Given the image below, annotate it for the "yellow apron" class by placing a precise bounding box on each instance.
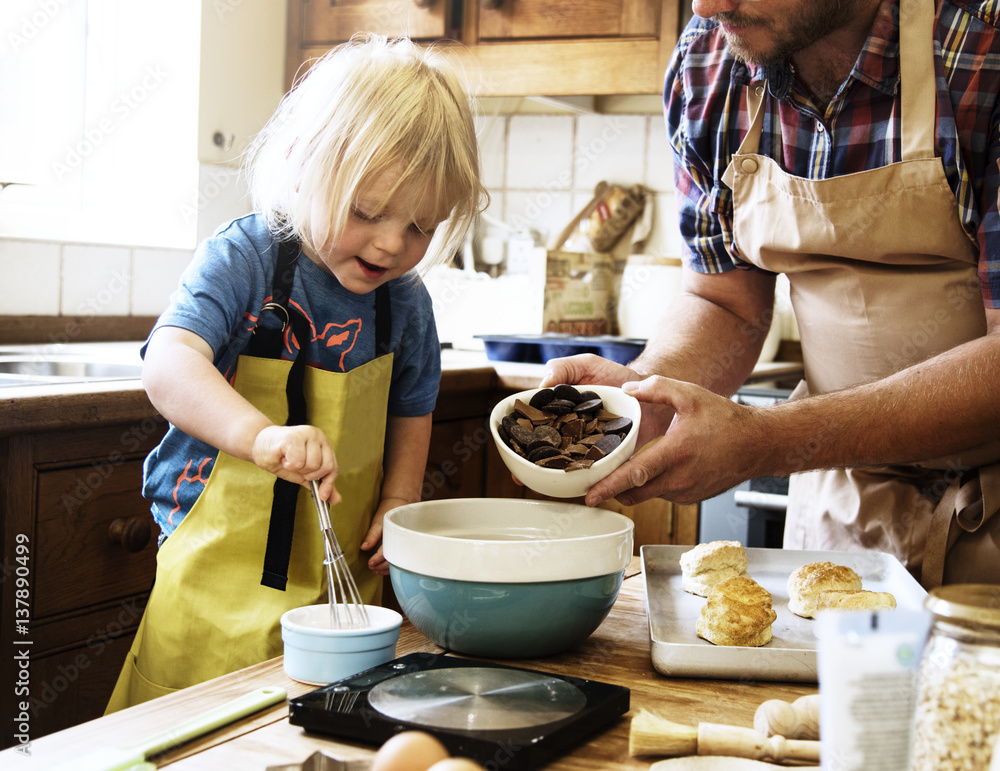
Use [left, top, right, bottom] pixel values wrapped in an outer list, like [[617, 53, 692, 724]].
[[722, 0, 1000, 588], [107, 247, 392, 711]]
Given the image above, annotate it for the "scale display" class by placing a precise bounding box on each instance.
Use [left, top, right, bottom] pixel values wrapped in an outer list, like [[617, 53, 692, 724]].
[[287, 653, 630, 770]]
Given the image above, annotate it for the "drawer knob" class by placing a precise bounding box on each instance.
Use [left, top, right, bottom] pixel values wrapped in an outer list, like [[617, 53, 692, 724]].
[[109, 516, 152, 553]]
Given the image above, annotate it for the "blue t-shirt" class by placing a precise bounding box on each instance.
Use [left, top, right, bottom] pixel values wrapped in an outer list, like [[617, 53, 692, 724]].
[[143, 213, 441, 536]]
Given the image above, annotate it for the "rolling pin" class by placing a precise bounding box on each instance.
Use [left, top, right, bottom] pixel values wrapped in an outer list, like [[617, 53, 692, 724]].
[[629, 710, 820, 764], [754, 694, 820, 740]]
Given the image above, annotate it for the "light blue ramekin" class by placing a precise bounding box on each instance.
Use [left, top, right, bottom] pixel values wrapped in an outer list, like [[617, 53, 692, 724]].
[[280, 604, 402, 685]]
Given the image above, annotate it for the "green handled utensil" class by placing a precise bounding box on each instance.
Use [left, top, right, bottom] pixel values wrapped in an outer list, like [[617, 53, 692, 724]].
[[62, 685, 287, 771]]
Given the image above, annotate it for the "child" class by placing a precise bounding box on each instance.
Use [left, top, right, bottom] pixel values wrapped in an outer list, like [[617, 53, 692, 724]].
[[107, 34, 486, 711]]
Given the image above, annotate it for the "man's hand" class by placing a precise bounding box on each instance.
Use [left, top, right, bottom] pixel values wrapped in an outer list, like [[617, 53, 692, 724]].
[[583, 375, 762, 508], [540, 353, 639, 391]]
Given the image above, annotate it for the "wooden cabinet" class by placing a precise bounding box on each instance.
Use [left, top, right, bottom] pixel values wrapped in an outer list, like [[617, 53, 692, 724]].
[[287, 0, 682, 96], [0, 419, 166, 748]]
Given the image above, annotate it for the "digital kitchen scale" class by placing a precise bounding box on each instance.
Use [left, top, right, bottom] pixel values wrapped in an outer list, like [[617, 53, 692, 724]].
[[287, 653, 630, 770]]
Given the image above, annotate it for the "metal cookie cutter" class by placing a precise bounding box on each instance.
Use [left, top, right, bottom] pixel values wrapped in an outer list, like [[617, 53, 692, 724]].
[[266, 752, 370, 771]]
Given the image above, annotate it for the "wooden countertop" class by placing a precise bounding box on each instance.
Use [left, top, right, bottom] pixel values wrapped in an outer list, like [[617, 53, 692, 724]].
[[3, 557, 817, 770], [0, 349, 804, 438]]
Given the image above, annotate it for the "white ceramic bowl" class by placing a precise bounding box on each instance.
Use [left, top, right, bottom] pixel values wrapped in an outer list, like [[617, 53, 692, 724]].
[[489, 384, 642, 499], [280, 604, 402, 686], [383, 498, 634, 657]]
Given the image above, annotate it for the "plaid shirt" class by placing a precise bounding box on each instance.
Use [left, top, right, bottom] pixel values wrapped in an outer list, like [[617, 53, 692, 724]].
[[665, 0, 1000, 307]]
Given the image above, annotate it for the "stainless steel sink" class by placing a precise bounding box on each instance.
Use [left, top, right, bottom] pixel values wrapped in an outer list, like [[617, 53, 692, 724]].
[[0, 342, 144, 387]]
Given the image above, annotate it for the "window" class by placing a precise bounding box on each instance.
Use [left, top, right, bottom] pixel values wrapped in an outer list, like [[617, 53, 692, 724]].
[[0, 1, 202, 248]]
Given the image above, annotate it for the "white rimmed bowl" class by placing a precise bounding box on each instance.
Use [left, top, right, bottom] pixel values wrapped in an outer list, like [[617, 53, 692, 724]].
[[280, 604, 402, 685], [489, 384, 642, 499], [382, 498, 634, 658]]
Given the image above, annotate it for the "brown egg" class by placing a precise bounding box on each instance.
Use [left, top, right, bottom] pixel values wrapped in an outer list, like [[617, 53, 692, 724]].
[[369, 731, 450, 771], [427, 759, 486, 771]]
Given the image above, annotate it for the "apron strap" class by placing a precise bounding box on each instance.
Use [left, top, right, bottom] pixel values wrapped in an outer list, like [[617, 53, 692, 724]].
[[260, 305, 312, 590], [922, 475, 977, 589], [722, 82, 768, 189], [899, 0, 937, 162], [246, 239, 299, 358], [374, 282, 392, 355], [258, 239, 307, 590], [921, 462, 1000, 588], [258, 245, 393, 591]]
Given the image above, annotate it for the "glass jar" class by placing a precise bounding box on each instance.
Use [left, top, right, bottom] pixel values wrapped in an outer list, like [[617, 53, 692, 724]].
[[909, 584, 1000, 770]]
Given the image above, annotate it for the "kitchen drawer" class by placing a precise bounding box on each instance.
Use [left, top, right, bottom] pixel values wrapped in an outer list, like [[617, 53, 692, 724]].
[[298, 0, 449, 44], [26, 630, 139, 741], [33, 462, 157, 620], [477, 0, 658, 41]]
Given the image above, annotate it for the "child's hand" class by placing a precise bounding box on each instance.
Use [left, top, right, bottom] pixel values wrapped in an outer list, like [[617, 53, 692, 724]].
[[362, 506, 389, 575], [251, 425, 341, 504], [362, 498, 413, 576]]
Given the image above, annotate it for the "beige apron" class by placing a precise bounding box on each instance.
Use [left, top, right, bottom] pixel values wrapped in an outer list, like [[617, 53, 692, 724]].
[[106, 281, 391, 711], [722, 0, 1000, 588]]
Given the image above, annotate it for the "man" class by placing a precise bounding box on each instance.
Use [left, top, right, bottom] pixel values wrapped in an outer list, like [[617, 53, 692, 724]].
[[543, 0, 1000, 588]]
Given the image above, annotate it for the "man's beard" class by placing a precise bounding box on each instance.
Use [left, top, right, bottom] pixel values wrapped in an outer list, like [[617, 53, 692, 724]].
[[716, 0, 857, 65]]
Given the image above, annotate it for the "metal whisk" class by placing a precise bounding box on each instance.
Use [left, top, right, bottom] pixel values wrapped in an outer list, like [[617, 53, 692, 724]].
[[310, 480, 369, 629]]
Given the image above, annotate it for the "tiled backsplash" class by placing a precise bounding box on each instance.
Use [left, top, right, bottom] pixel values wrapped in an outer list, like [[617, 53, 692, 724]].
[[480, 111, 681, 256], [0, 112, 681, 320]]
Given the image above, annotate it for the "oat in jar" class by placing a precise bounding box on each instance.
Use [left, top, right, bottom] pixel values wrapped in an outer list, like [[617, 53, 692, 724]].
[[909, 584, 1000, 770]]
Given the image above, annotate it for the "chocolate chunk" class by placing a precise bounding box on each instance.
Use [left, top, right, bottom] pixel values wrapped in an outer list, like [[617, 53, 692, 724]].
[[527, 425, 562, 450], [509, 423, 537, 447], [513, 399, 552, 423], [528, 388, 556, 409], [601, 417, 633, 434], [574, 398, 603, 414], [528, 445, 562, 462], [593, 433, 622, 455], [545, 399, 577, 416], [535, 454, 573, 469], [560, 418, 585, 442], [554, 384, 584, 403]]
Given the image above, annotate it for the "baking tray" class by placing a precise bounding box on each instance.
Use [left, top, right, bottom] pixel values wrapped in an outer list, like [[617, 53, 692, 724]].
[[641, 545, 928, 683], [475, 334, 646, 365]]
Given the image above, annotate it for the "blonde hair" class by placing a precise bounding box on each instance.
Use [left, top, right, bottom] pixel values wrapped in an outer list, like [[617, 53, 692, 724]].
[[243, 34, 487, 268]]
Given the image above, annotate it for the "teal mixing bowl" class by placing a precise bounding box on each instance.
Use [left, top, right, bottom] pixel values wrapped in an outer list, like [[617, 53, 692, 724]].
[[382, 498, 634, 658]]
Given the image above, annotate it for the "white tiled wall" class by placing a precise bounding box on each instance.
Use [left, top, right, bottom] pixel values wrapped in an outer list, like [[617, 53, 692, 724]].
[[477, 111, 681, 257], [0, 112, 681, 319], [0, 238, 192, 318]]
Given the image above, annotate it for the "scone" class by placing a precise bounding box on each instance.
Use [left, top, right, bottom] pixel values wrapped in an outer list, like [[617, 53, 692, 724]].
[[787, 561, 863, 618], [680, 540, 749, 597], [696, 575, 777, 647], [815, 589, 897, 613]]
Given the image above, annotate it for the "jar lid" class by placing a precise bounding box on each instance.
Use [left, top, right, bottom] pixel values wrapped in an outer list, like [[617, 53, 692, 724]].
[[925, 584, 1000, 629]]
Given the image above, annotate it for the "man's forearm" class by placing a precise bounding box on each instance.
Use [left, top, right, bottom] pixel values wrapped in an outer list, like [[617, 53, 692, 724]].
[[754, 330, 1000, 477], [632, 291, 770, 397]]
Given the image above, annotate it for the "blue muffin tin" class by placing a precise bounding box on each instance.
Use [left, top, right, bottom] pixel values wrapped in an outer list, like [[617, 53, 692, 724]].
[[476, 334, 646, 365]]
